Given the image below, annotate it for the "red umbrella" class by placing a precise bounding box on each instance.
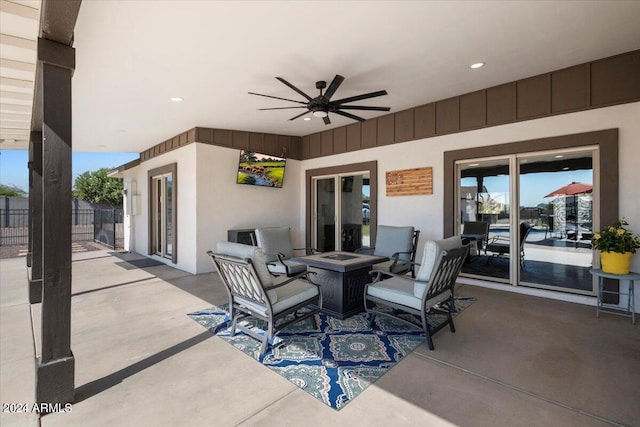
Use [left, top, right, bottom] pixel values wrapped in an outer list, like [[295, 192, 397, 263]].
[[544, 182, 593, 198]]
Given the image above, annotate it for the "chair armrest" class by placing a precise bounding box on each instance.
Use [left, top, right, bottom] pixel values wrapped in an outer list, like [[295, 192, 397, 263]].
[[293, 247, 318, 255], [265, 270, 318, 290], [487, 235, 509, 244], [355, 246, 375, 255], [369, 269, 428, 285]]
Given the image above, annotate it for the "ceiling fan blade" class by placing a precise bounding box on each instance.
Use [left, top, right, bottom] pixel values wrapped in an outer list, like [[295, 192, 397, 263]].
[[337, 105, 390, 111], [258, 106, 308, 110], [276, 77, 313, 101], [323, 75, 345, 100], [323, 116, 331, 125], [289, 110, 311, 121], [332, 90, 388, 105], [248, 92, 307, 105], [333, 110, 366, 122]]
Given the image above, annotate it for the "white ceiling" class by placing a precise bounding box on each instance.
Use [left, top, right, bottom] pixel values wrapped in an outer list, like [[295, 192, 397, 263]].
[[0, 0, 39, 147], [2, 1, 640, 153]]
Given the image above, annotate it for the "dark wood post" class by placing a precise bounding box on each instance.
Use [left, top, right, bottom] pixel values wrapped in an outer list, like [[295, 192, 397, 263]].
[[28, 133, 43, 303], [35, 37, 75, 406]]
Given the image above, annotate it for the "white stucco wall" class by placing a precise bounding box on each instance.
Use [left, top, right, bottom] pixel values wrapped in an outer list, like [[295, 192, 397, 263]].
[[121, 101, 639, 308], [122, 143, 198, 274], [299, 101, 640, 308], [194, 143, 302, 273], [122, 143, 302, 274]]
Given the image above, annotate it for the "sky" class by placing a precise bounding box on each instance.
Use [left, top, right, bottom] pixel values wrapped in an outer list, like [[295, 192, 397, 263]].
[[462, 169, 593, 208], [0, 150, 139, 192]]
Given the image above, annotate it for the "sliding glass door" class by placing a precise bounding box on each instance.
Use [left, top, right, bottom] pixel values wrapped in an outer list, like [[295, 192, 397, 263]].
[[457, 148, 596, 294], [312, 173, 370, 252], [149, 163, 177, 262]]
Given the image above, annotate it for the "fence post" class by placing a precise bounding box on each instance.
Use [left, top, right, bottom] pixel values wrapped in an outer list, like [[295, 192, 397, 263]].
[[112, 208, 116, 249]]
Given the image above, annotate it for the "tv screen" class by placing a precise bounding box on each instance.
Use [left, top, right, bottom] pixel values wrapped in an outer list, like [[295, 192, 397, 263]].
[[237, 150, 286, 188]]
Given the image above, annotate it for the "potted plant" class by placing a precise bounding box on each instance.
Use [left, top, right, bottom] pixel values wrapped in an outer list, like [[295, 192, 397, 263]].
[[592, 219, 640, 274]]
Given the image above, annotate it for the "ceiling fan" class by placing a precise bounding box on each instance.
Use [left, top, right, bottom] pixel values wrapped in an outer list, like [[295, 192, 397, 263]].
[[249, 75, 390, 125]]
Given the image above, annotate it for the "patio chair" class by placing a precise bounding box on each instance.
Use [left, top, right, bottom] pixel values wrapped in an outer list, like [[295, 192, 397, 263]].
[[207, 241, 322, 357], [485, 221, 532, 267], [364, 236, 468, 350], [254, 227, 314, 276], [357, 225, 420, 277], [462, 221, 489, 254]]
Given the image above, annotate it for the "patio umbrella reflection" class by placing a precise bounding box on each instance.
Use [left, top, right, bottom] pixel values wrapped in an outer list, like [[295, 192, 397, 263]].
[[544, 181, 593, 198], [545, 181, 593, 242]]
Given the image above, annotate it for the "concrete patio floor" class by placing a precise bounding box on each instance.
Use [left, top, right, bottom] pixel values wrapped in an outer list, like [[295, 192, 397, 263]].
[[1, 250, 639, 427]]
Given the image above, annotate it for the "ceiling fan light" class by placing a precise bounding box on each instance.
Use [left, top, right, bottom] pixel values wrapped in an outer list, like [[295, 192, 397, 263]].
[[312, 110, 328, 118]]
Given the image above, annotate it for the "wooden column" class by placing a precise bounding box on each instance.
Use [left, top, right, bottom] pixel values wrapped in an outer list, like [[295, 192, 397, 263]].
[[36, 37, 75, 406], [28, 133, 43, 304]]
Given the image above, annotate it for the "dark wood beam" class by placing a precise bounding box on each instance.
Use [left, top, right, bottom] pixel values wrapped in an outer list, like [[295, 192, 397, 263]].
[[33, 0, 81, 403], [28, 132, 43, 304]]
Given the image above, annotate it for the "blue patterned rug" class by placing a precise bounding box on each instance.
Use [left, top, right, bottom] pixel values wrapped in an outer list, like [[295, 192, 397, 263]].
[[187, 296, 475, 410]]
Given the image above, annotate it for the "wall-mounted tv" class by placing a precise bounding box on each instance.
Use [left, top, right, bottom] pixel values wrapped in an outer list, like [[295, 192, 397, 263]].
[[237, 150, 286, 188]]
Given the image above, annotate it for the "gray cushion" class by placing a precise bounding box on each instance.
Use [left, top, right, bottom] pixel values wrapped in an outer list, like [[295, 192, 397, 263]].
[[374, 225, 414, 260], [414, 236, 462, 298], [267, 259, 307, 275], [216, 240, 276, 302], [367, 278, 421, 310], [368, 278, 452, 310], [372, 260, 411, 275], [255, 227, 294, 262], [235, 279, 319, 316]]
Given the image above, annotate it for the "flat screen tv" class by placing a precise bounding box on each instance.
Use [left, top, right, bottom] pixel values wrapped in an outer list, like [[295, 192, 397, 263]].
[[237, 150, 286, 188]]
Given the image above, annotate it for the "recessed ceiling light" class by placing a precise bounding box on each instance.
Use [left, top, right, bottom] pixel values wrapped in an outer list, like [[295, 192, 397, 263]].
[[470, 62, 485, 69], [303, 117, 311, 121], [469, 163, 480, 167], [563, 167, 570, 170], [554, 155, 564, 158], [170, 97, 184, 102]]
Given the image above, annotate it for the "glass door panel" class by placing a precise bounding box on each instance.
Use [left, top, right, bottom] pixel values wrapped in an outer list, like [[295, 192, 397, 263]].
[[459, 159, 511, 283], [315, 178, 336, 252], [340, 174, 368, 252], [518, 151, 594, 292], [313, 173, 370, 252], [164, 175, 173, 259]]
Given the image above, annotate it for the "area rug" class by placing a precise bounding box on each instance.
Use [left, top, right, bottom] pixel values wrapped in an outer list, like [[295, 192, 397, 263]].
[[187, 296, 475, 410]]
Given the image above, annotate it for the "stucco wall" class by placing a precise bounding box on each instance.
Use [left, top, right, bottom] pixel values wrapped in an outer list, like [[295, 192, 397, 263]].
[[121, 101, 639, 307], [299, 101, 640, 307], [194, 143, 302, 273]]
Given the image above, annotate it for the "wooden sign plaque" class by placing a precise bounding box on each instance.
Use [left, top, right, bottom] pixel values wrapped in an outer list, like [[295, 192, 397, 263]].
[[386, 167, 433, 196]]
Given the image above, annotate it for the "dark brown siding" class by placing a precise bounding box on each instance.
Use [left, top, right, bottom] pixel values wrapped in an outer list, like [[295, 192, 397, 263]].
[[486, 83, 516, 125], [591, 50, 640, 107], [414, 103, 436, 139], [376, 114, 395, 146], [517, 74, 550, 119], [436, 97, 460, 134], [551, 64, 590, 113], [395, 109, 414, 143], [460, 90, 486, 130], [361, 119, 377, 149]]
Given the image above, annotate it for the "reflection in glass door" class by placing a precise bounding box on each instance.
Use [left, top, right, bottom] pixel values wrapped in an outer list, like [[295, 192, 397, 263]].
[[151, 173, 174, 260], [313, 173, 369, 252], [460, 158, 511, 284], [457, 149, 596, 295], [518, 151, 594, 292], [315, 178, 336, 252]]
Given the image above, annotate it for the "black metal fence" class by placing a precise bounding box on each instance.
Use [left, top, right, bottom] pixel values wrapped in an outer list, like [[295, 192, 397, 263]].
[[0, 208, 124, 249]]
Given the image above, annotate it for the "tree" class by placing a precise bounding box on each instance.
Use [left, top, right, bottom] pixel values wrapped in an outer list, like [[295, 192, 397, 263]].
[[0, 184, 27, 197], [72, 168, 123, 206]]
